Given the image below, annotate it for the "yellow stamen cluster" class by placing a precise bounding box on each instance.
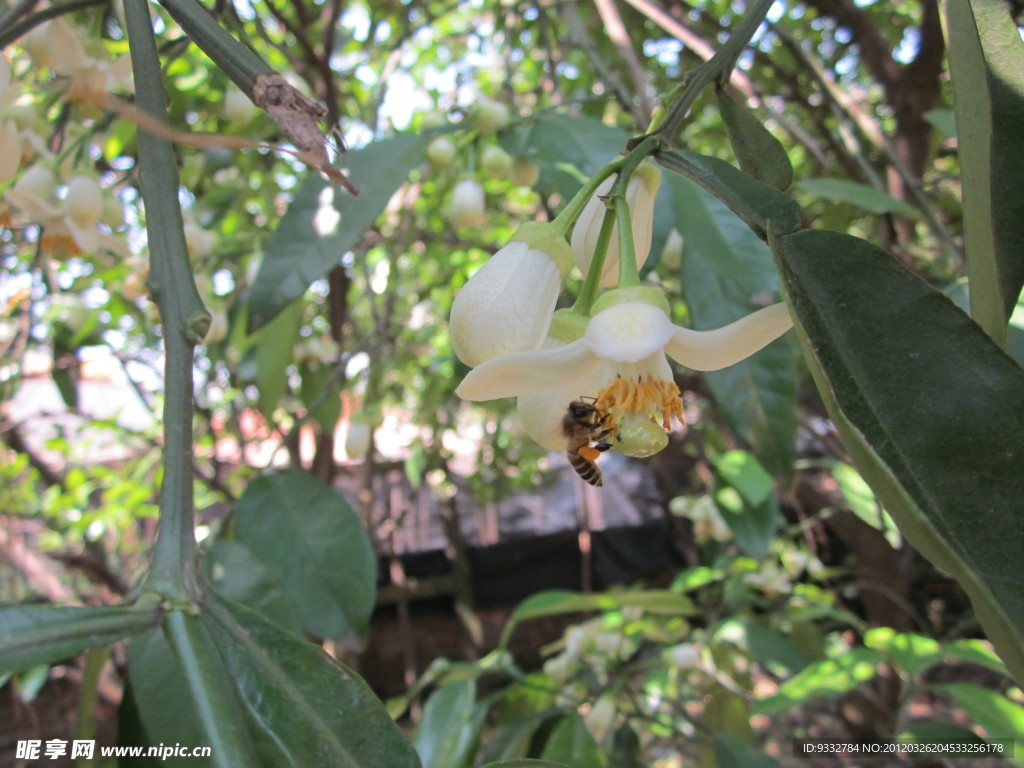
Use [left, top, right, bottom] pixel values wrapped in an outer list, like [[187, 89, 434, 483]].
[[595, 375, 683, 431], [40, 230, 84, 258]]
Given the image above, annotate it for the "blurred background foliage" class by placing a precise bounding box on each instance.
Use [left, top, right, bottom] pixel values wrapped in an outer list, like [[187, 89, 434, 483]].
[[1, 0, 1023, 764]]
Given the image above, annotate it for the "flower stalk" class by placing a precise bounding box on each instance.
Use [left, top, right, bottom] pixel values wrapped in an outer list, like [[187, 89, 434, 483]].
[[650, 0, 776, 147]]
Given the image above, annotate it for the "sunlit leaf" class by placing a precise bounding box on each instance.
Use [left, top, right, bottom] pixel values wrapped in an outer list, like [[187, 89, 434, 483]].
[[753, 647, 883, 715]]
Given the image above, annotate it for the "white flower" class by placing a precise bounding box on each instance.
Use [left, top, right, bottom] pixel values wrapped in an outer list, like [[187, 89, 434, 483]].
[[223, 86, 256, 124], [450, 222, 573, 367], [0, 120, 21, 184], [668, 643, 702, 669], [571, 162, 661, 286], [43, 19, 133, 105], [458, 287, 792, 456], [184, 221, 216, 259], [660, 228, 684, 271], [344, 420, 372, 460], [449, 178, 485, 229], [584, 696, 617, 745], [745, 563, 791, 597], [5, 167, 125, 257], [203, 307, 229, 343]]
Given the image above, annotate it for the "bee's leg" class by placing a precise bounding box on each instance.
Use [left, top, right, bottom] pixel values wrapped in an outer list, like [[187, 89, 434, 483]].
[[593, 441, 612, 453]]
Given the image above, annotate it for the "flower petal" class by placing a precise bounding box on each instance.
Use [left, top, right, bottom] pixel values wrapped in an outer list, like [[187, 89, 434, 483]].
[[517, 341, 604, 450], [584, 301, 675, 363], [450, 241, 561, 367], [664, 302, 793, 371], [456, 340, 600, 401]]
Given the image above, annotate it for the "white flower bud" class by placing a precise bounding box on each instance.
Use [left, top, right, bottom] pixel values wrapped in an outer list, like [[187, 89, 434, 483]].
[[426, 136, 457, 168], [450, 222, 573, 367], [184, 222, 216, 258], [481, 145, 512, 179], [344, 420, 372, 460], [64, 175, 103, 227], [449, 178, 485, 229], [421, 110, 447, 129], [204, 307, 229, 343], [510, 156, 540, 188], [223, 86, 256, 124], [14, 163, 56, 199], [571, 161, 662, 287], [668, 643, 702, 669], [660, 228, 684, 271], [584, 696, 617, 745], [470, 100, 510, 135], [101, 194, 125, 229], [0, 121, 21, 185]]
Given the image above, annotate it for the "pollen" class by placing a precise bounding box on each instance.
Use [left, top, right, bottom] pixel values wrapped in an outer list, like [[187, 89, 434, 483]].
[[595, 375, 683, 430], [578, 445, 603, 461]]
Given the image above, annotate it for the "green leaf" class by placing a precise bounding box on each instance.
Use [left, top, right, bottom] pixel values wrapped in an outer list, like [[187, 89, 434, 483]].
[[0, 604, 159, 677], [714, 733, 786, 768], [716, 85, 793, 191], [540, 713, 607, 768], [796, 178, 920, 217], [233, 469, 377, 640], [864, 627, 941, 679], [941, 638, 1012, 678], [502, 113, 629, 202], [923, 108, 958, 139], [833, 462, 901, 549], [898, 721, 990, 754], [479, 762, 573, 768], [712, 484, 779, 559], [753, 647, 883, 716], [202, 540, 302, 635], [124, 626, 209, 766], [943, 0, 1024, 343], [772, 228, 1024, 685], [247, 133, 432, 329], [670, 174, 798, 479], [162, 610, 258, 768], [711, 618, 810, 677], [254, 297, 303, 418], [413, 679, 486, 768], [203, 597, 421, 768], [712, 450, 774, 506], [299, 360, 343, 431], [658, 149, 803, 239], [935, 682, 1024, 753], [499, 589, 696, 650]]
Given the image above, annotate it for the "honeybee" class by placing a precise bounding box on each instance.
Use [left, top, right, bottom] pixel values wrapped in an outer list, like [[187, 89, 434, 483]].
[[563, 398, 614, 487]]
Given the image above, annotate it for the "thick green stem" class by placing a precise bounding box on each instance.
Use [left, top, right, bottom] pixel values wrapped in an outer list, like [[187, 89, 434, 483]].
[[124, 0, 208, 601], [551, 155, 626, 236], [614, 196, 640, 289], [653, 0, 776, 146], [571, 207, 617, 315]]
